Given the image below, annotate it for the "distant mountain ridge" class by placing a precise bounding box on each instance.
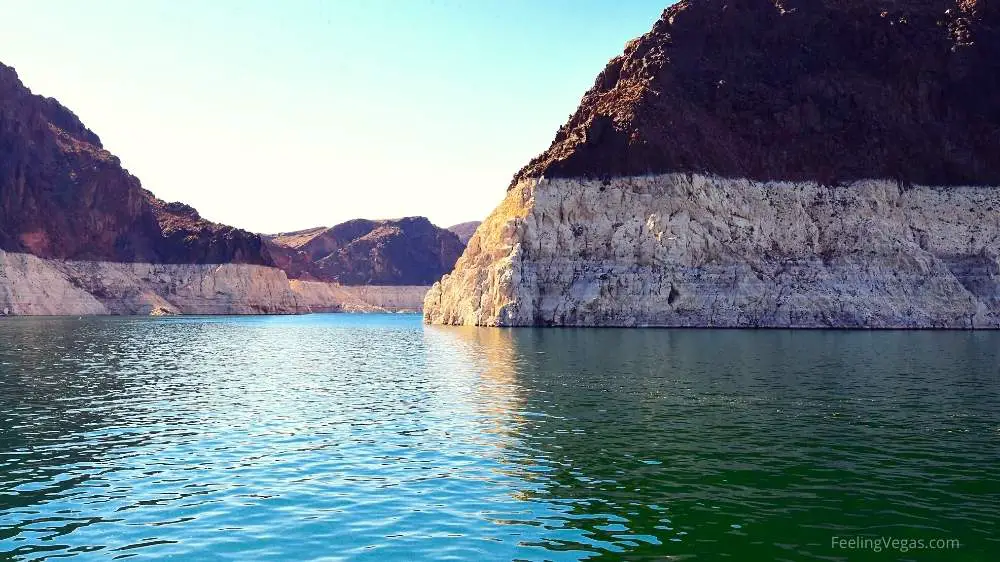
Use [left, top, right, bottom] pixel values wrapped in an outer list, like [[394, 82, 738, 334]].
[[0, 60, 469, 289], [0, 62, 271, 265], [265, 217, 465, 285], [447, 221, 481, 245]]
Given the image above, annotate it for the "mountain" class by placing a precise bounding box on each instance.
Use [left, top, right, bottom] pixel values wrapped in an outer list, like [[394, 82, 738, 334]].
[[0, 61, 432, 316], [447, 221, 481, 244], [424, 0, 1000, 328], [265, 217, 465, 285], [0, 62, 270, 265], [513, 0, 1000, 187]]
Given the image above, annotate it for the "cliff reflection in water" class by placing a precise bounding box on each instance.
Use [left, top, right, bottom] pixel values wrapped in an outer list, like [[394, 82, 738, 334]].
[[429, 327, 1000, 560], [1, 317, 996, 561]]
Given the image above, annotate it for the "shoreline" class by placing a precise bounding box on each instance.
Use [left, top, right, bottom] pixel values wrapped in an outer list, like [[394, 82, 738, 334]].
[[0, 249, 429, 316]]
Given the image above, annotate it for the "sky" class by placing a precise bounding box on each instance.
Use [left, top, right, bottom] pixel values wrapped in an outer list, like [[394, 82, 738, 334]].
[[0, 0, 669, 233]]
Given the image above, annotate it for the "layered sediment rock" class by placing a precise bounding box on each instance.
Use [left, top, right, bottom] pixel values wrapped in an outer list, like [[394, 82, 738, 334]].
[[425, 175, 1000, 328], [0, 250, 428, 315], [425, 0, 1000, 328], [290, 281, 429, 313]]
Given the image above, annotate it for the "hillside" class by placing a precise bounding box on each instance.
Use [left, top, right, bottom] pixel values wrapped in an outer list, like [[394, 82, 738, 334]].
[[514, 0, 1000, 187], [0, 62, 271, 264], [266, 217, 464, 285], [447, 221, 481, 245]]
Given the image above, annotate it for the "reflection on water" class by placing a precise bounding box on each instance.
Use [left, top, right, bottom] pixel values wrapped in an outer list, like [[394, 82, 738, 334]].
[[1, 316, 998, 561]]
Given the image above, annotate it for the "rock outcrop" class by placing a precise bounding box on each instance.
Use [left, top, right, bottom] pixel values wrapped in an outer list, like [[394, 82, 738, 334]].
[[0, 250, 428, 315], [513, 0, 1000, 187], [265, 217, 465, 285], [289, 281, 429, 313], [447, 221, 482, 245], [0, 249, 296, 315], [425, 0, 1000, 328], [0, 61, 271, 265], [0, 60, 432, 316]]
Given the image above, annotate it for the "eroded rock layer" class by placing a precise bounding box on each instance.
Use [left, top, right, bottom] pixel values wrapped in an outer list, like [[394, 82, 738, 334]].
[[0, 250, 428, 315], [424, 175, 1000, 327], [425, 0, 1000, 328]]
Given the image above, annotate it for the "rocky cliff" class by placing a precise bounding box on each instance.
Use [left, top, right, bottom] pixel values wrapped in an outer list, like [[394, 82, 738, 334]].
[[0, 249, 428, 315], [266, 217, 465, 285], [424, 0, 1000, 328], [0, 61, 271, 265], [0, 60, 435, 316]]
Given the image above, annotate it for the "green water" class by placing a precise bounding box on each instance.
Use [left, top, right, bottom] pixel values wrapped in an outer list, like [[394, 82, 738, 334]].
[[0, 314, 997, 561]]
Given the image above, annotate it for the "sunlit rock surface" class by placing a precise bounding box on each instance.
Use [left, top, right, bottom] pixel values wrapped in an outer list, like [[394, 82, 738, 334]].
[[0, 250, 428, 315], [425, 0, 1000, 328], [425, 175, 1000, 327]]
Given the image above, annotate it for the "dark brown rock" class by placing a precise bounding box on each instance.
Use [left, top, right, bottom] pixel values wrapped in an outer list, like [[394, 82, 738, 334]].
[[513, 0, 1000, 187], [266, 217, 465, 285], [0, 61, 271, 265]]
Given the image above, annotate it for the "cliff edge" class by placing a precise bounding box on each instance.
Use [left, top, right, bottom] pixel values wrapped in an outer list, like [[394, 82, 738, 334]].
[[424, 0, 1000, 328]]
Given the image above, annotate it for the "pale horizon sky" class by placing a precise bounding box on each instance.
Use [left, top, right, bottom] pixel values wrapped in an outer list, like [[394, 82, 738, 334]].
[[0, 0, 669, 233]]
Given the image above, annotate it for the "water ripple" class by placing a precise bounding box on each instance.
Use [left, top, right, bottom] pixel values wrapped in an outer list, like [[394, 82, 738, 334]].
[[0, 316, 998, 560]]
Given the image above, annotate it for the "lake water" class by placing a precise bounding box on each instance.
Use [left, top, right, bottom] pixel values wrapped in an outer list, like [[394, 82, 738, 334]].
[[0, 314, 997, 561]]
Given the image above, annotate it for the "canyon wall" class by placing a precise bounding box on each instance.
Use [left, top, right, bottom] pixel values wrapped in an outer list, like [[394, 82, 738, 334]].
[[424, 0, 1000, 328], [0, 250, 427, 315], [424, 175, 1000, 328], [290, 281, 429, 313]]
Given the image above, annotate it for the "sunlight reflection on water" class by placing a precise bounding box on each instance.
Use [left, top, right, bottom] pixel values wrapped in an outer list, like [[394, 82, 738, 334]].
[[0, 314, 998, 561]]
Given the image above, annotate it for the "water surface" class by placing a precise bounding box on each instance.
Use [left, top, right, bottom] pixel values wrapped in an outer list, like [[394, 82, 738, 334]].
[[1, 315, 997, 560]]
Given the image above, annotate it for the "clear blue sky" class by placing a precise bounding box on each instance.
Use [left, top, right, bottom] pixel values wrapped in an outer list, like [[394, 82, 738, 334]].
[[1, 0, 670, 233]]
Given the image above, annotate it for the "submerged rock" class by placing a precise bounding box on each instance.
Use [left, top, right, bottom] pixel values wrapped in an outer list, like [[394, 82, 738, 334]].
[[425, 0, 1000, 327], [149, 306, 180, 316]]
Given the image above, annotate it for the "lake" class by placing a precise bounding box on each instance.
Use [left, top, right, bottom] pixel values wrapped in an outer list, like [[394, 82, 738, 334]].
[[1, 314, 997, 561]]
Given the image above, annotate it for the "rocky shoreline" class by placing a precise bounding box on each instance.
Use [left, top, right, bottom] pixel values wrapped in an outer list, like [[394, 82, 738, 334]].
[[424, 0, 1000, 328], [0, 250, 427, 316], [424, 174, 1000, 328]]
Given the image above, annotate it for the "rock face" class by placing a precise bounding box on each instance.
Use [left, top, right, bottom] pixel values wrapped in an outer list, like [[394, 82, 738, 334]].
[[514, 0, 1000, 187], [0, 60, 434, 315], [447, 221, 482, 245], [425, 0, 1000, 328], [425, 175, 1000, 328], [0, 249, 428, 315], [265, 217, 465, 285], [289, 281, 429, 313], [0, 61, 271, 265], [0, 249, 296, 315]]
